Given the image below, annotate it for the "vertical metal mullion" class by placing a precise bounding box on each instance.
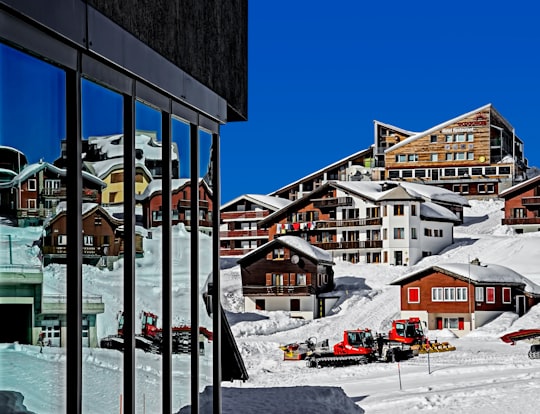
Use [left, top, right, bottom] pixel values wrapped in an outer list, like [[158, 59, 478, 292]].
[[190, 123, 200, 413], [123, 84, 136, 414], [212, 130, 222, 413], [162, 107, 173, 414], [66, 56, 82, 414]]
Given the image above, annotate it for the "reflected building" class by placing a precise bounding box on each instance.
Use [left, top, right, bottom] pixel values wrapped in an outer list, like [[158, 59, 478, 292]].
[[0, 1, 248, 413]]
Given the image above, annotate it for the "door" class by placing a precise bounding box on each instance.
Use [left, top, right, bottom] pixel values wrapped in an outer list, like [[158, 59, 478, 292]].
[[516, 295, 526, 316], [431, 169, 439, 181], [436, 317, 443, 330], [394, 251, 403, 266], [42, 320, 61, 347]]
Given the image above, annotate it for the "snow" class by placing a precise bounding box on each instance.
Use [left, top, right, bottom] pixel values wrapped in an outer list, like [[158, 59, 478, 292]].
[[3, 199, 540, 413]]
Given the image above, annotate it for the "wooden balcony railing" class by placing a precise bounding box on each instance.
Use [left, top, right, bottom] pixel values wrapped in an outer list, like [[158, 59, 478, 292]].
[[312, 240, 382, 250], [502, 217, 540, 225], [220, 210, 270, 220], [521, 196, 540, 206], [316, 217, 382, 229], [220, 229, 268, 238], [312, 197, 353, 209], [242, 285, 312, 295]]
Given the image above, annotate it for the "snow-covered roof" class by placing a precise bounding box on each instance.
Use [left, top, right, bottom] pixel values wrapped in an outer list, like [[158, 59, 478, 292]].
[[499, 174, 540, 198], [420, 202, 460, 222], [373, 120, 418, 136], [391, 262, 540, 295], [221, 194, 292, 211], [136, 178, 190, 200], [1, 161, 106, 188], [397, 181, 470, 207], [385, 103, 492, 153], [84, 158, 152, 180], [239, 235, 334, 265], [87, 133, 178, 162], [268, 147, 373, 196]]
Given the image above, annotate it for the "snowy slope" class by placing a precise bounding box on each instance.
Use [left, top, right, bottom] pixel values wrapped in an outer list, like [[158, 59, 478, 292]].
[[2, 199, 540, 413]]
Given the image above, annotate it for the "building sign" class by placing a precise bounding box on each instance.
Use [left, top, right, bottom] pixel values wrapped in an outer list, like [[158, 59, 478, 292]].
[[441, 127, 475, 134]]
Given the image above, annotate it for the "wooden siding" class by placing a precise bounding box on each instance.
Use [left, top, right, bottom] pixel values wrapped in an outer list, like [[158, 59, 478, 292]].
[[398, 270, 521, 314], [385, 109, 492, 171]]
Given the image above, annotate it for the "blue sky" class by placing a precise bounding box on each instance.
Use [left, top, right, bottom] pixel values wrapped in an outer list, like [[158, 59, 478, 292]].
[[220, 1, 540, 202], [2, 1, 540, 204]]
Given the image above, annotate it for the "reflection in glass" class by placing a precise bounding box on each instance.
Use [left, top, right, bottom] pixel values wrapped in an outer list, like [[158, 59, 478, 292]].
[[198, 129, 214, 411], [80, 79, 123, 411], [171, 116, 192, 411], [0, 42, 66, 412]]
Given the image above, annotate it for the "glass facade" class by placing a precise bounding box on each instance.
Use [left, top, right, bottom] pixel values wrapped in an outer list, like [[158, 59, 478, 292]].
[[0, 4, 234, 412]]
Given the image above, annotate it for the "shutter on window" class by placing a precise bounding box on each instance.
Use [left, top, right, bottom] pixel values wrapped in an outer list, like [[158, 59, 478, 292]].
[[290, 273, 296, 286], [306, 273, 312, 286], [284, 248, 290, 260], [284, 274, 289, 285], [265, 273, 272, 286], [266, 252, 273, 260]]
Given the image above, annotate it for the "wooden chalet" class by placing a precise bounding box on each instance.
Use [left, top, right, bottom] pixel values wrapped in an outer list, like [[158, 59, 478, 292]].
[[41, 203, 143, 266], [499, 174, 540, 233], [258, 180, 466, 265], [220, 194, 291, 258], [0, 161, 105, 226], [390, 259, 540, 337], [377, 103, 528, 198], [137, 178, 213, 231], [237, 235, 335, 319]]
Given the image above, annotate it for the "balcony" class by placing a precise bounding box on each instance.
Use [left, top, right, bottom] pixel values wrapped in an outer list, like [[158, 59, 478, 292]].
[[312, 240, 382, 250], [42, 294, 105, 314], [502, 217, 540, 225], [521, 197, 540, 206], [312, 197, 353, 209], [316, 217, 382, 229], [219, 248, 254, 257], [242, 285, 312, 296], [220, 210, 269, 220], [220, 229, 269, 239]]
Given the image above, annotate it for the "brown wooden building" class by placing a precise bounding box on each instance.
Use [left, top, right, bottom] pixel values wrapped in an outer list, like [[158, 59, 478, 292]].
[[236, 235, 335, 319], [137, 178, 213, 231], [0, 161, 105, 226], [499, 174, 540, 233], [220, 194, 291, 258], [390, 259, 540, 337], [41, 203, 143, 266], [375, 104, 528, 198]]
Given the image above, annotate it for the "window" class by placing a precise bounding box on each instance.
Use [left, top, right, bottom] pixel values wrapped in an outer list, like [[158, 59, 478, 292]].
[[411, 228, 417, 239], [58, 235, 67, 245], [389, 170, 400, 178], [443, 318, 459, 329], [467, 133, 474, 141], [415, 169, 426, 178], [478, 183, 495, 194], [455, 134, 466, 142], [408, 287, 420, 303], [430, 135, 438, 143], [394, 204, 404, 215], [458, 168, 469, 176], [513, 208, 525, 218], [455, 152, 466, 160], [83, 235, 94, 246], [445, 168, 456, 176], [475, 287, 484, 302], [471, 167, 483, 175], [27, 178, 37, 191], [273, 247, 285, 259], [444, 287, 455, 301], [395, 154, 406, 162], [27, 199, 37, 209], [255, 299, 265, 310], [485, 167, 496, 175], [502, 287, 511, 304], [499, 166, 511, 175], [408, 154, 418, 162], [297, 274, 307, 285], [456, 287, 468, 301], [430, 153, 438, 162], [290, 299, 300, 311], [402, 170, 413, 178], [432, 287, 443, 302], [383, 228, 388, 240], [445, 153, 453, 161], [394, 228, 405, 239], [486, 287, 495, 303], [111, 172, 124, 183], [424, 228, 432, 236], [467, 152, 474, 160], [445, 135, 453, 142]]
